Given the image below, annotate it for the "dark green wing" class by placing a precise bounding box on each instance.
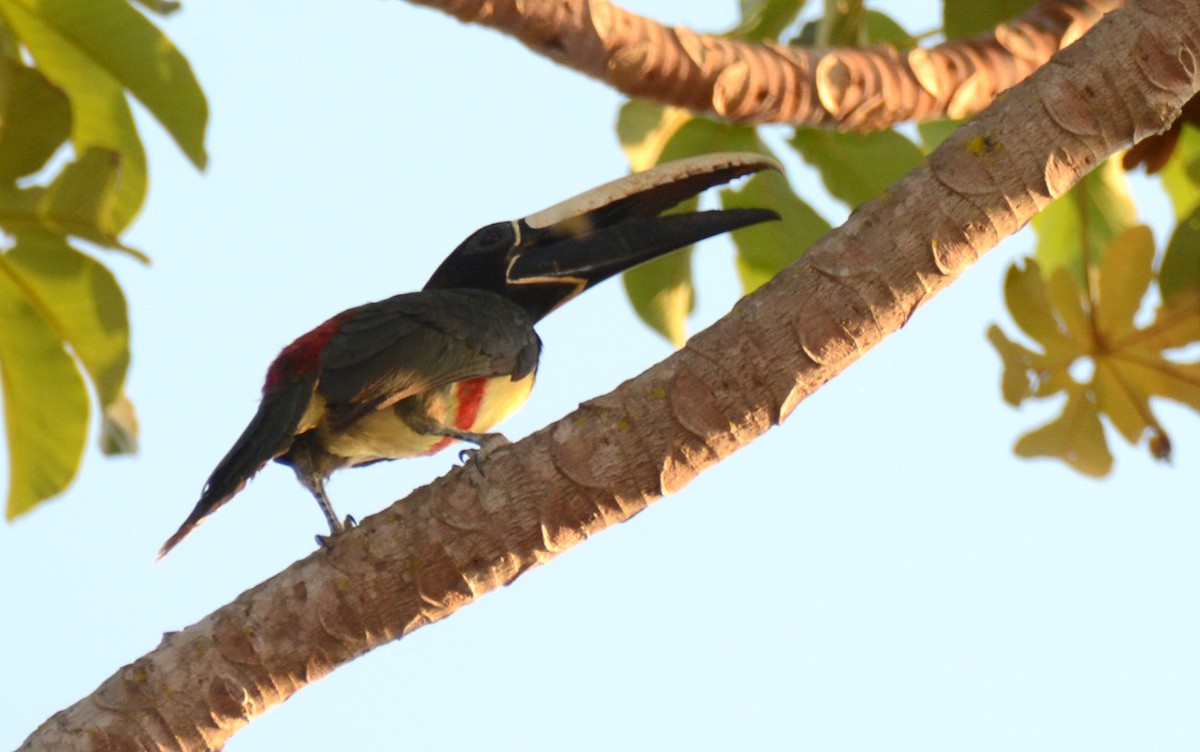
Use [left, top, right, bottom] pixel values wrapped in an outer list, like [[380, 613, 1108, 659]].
[[316, 289, 541, 430]]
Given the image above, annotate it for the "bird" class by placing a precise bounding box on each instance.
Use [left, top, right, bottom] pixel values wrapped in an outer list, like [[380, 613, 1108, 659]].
[[159, 152, 781, 558]]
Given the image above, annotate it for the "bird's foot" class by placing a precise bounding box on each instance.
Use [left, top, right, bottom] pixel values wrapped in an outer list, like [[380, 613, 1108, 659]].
[[315, 515, 358, 549], [458, 433, 511, 475]]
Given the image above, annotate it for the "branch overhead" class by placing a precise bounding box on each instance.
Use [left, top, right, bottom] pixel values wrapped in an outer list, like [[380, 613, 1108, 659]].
[[410, 0, 1123, 129]]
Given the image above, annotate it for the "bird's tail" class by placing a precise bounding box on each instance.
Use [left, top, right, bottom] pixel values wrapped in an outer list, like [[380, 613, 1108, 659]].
[[158, 374, 319, 559]]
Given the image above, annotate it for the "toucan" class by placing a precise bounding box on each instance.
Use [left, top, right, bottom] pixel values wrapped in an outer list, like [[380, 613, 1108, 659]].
[[159, 152, 781, 558]]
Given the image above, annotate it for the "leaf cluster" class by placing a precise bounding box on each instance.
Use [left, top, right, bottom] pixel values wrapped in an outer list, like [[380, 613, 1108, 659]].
[[616, 2, 930, 346], [0, 0, 206, 519], [989, 131, 1200, 475], [617, 0, 1200, 476]]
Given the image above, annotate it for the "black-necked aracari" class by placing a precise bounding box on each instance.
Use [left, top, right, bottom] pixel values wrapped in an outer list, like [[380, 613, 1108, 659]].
[[159, 152, 781, 557]]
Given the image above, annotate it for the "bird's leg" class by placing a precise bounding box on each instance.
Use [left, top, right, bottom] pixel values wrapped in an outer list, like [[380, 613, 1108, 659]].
[[287, 438, 356, 548], [306, 475, 359, 549], [404, 414, 510, 471]]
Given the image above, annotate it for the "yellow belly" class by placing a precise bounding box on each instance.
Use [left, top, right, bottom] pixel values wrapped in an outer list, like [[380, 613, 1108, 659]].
[[318, 373, 535, 465]]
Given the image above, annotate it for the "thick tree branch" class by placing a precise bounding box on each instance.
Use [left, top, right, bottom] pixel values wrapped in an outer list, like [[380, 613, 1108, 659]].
[[21, 0, 1199, 749], [406, 0, 1122, 128]]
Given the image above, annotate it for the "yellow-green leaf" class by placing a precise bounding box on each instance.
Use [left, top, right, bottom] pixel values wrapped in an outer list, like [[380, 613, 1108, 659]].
[[0, 0, 147, 228], [99, 390, 138, 455], [789, 128, 924, 208], [617, 101, 693, 173], [1109, 354, 1200, 412], [0, 255, 89, 518], [1, 233, 130, 407], [1093, 358, 1151, 444], [1030, 157, 1135, 281], [1095, 225, 1155, 339], [0, 0, 206, 169], [623, 246, 695, 348], [0, 61, 70, 182], [0, 150, 147, 260], [1160, 124, 1200, 220], [722, 168, 829, 292], [618, 115, 764, 343], [987, 325, 1060, 405], [1134, 290, 1200, 351], [1002, 259, 1076, 358], [1046, 266, 1093, 350], [1014, 384, 1112, 477]]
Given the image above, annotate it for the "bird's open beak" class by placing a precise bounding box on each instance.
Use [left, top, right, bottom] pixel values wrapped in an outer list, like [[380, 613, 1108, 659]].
[[506, 152, 781, 290]]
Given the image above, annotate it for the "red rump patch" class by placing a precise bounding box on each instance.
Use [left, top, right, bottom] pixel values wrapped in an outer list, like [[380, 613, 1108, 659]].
[[263, 311, 353, 392]]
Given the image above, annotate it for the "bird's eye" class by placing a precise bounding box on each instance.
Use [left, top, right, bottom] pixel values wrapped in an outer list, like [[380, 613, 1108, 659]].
[[470, 223, 513, 253]]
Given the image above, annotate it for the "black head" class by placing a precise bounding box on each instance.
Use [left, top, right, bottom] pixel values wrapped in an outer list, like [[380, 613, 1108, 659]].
[[424, 221, 519, 295], [423, 153, 783, 322]]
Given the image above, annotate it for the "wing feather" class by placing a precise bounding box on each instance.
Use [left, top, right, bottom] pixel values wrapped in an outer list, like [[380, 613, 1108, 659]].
[[316, 289, 540, 430]]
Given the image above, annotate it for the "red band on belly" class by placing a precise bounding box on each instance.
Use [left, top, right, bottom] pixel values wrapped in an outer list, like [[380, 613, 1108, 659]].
[[454, 377, 488, 431]]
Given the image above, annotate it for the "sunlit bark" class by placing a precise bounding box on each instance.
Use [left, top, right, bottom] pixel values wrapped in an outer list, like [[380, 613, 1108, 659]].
[[409, 0, 1122, 128]]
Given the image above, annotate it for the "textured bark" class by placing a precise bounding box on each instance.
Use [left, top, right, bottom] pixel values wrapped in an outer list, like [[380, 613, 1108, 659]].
[[407, 0, 1122, 128], [20, 0, 1200, 749]]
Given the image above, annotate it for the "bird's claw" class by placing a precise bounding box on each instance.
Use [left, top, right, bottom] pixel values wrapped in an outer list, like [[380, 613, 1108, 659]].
[[458, 434, 511, 476], [315, 515, 358, 550], [458, 447, 483, 472]]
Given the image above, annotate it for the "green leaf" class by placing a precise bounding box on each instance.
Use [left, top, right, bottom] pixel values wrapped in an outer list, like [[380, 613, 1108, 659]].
[[0, 0, 206, 169], [1160, 205, 1200, 306], [789, 127, 924, 207], [944, 0, 1036, 40], [730, 0, 807, 42], [37, 146, 144, 256], [918, 119, 960, 152], [817, 0, 864, 46], [1159, 124, 1200, 219], [1030, 157, 1136, 281], [1014, 384, 1112, 477], [623, 244, 695, 348], [619, 115, 765, 344], [0, 61, 70, 182], [722, 169, 830, 292], [1094, 225, 1155, 340], [2, 233, 130, 407], [616, 100, 694, 172], [0, 148, 148, 260], [792, 18, 819, 46], [0, 0, 210, 228], [0, 252, 90, 518], [862, 9, 916, 48]]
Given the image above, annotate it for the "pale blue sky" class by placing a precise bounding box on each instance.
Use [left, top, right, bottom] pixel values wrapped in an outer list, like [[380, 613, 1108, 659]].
[[3, 2, 1198, 750]]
